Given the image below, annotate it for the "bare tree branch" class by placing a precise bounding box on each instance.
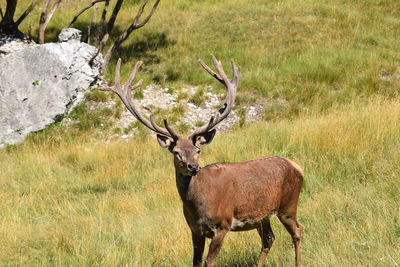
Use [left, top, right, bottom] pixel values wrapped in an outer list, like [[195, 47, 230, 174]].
[[100, 0, 109, 25], [101, 0, 123, 45], [16, 1, 38, 26], [102, 0, 161, 70], [89, 0, 123, 66], [92, 5, 98, 25], [39, 0, 51, 41], [67, 0, 105, 28], [132, 0, 149, 26], [135, 0, 160, 28], [38, 0, 62, 44], [94, 0, 109, 44]]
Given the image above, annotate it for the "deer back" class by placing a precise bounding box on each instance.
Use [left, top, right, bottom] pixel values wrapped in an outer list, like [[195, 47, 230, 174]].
[[183, 156, 303, 234]]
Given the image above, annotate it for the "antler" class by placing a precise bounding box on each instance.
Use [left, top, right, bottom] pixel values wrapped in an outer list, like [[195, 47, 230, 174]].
[[189, 55, 241, 138], [100, 58, 179, 139]]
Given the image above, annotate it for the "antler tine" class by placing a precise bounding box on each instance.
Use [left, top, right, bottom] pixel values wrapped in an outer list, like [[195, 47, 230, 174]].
[[231, 59, 241, 84], [148, 115, 178, 139], [190, 56, 241, 138], [126, 61, 143, 88], [211, 55, 229, 84], [198, 58, 224, 84], [164, 119, 179, 140], [189, 116, 215, 138], [100, 58, 123, 95], [101, 58, 179, 140]]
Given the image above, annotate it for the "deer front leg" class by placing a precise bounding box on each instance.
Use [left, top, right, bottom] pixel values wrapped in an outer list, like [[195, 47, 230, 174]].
[[204, 229, 228, 267], [192, 231, 205, 267]]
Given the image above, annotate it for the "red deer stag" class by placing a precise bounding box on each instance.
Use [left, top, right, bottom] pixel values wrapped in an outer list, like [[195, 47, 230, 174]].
[[101, 56, 304, 267]]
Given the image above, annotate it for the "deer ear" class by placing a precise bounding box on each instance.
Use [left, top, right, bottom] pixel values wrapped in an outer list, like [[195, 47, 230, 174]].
[[193, 129, 216, 146], [156, 134, 174, 149]]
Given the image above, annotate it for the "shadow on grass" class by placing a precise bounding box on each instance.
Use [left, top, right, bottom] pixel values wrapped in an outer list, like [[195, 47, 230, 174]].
[[54, 22, 177, 66], [112, 31, 176, 65], [44, 21, 128, 43], [43, 23, 176, 81], [70, 183, 132, 195]]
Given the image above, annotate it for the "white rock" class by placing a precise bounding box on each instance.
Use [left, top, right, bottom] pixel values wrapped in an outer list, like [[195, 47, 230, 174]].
[[0, 29, 102, 146]]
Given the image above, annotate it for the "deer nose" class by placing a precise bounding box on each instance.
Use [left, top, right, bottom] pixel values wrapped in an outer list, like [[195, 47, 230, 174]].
[[188, 163, 199, 172]]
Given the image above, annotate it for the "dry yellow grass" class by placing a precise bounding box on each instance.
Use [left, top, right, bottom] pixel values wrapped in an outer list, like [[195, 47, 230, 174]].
[[0, 97, 399, 266]]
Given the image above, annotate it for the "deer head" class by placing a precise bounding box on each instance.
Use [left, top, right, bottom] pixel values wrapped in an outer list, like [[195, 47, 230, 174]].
[[101, 56, 240, 176]]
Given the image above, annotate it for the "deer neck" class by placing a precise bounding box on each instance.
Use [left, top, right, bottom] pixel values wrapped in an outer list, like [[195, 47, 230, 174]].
[[174, 160, 193, 203]]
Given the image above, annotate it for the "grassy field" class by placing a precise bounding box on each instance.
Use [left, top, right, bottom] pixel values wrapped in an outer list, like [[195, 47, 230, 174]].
[[0, 98, 399, 266], [16, 0, 400, 119], [2, 0, 399, 266]]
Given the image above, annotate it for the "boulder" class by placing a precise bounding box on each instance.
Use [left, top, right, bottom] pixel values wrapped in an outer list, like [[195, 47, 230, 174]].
[[0, 29, 103, 147]]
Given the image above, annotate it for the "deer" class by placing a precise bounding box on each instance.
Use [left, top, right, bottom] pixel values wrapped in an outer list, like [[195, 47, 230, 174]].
[[101, 56, 304, 267]]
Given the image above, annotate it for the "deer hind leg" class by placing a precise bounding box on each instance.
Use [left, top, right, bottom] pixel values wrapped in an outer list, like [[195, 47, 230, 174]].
[[256, 219, 275, 267], [204, 229, 228, 267], [278, 214, 302, 267]]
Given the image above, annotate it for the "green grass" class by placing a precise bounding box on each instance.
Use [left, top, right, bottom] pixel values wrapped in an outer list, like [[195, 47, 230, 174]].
[[14, 0, 400, 119], [0, 97, 399, 266]]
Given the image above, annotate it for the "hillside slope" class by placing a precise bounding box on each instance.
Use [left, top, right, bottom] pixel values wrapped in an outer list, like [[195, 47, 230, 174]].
[[15, 0, 400, 121]]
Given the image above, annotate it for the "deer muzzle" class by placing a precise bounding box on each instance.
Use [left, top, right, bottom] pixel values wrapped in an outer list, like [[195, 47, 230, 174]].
[[187, 163, 199, 175]]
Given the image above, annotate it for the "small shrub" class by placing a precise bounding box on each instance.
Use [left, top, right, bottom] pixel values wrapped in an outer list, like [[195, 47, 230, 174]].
[[171, 104, 186, 116], [99, 107, 113, 117], [133, 89, 144, 99], [86, 89, 109, 102], [152, 73, 164, 84], [176, 122, 191, 134], [113, 127, 122, 134], [189, 87, 206, 106], [263, 101, 289, 121], [176, 91, 189, 102], [166, 67, 181, 81], [166, 87, 175, 94], [68, 104, 112, 131], [235, 94, 257, 106], [194, 120, 205, 127], [114, 106, 123, 119], [124, 122, 139, 134], [238, 107, 246, 128]]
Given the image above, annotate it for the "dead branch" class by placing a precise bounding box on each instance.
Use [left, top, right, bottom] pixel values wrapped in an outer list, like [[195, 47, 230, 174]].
[[102, 0, 161, 70], [89, 0, 123, 66], [67, 0, 106, 28], [100, 0, 109, 25], [15, 1, 38, 26], [94, 0, 109, 44], [38, 0, 62, 44]]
